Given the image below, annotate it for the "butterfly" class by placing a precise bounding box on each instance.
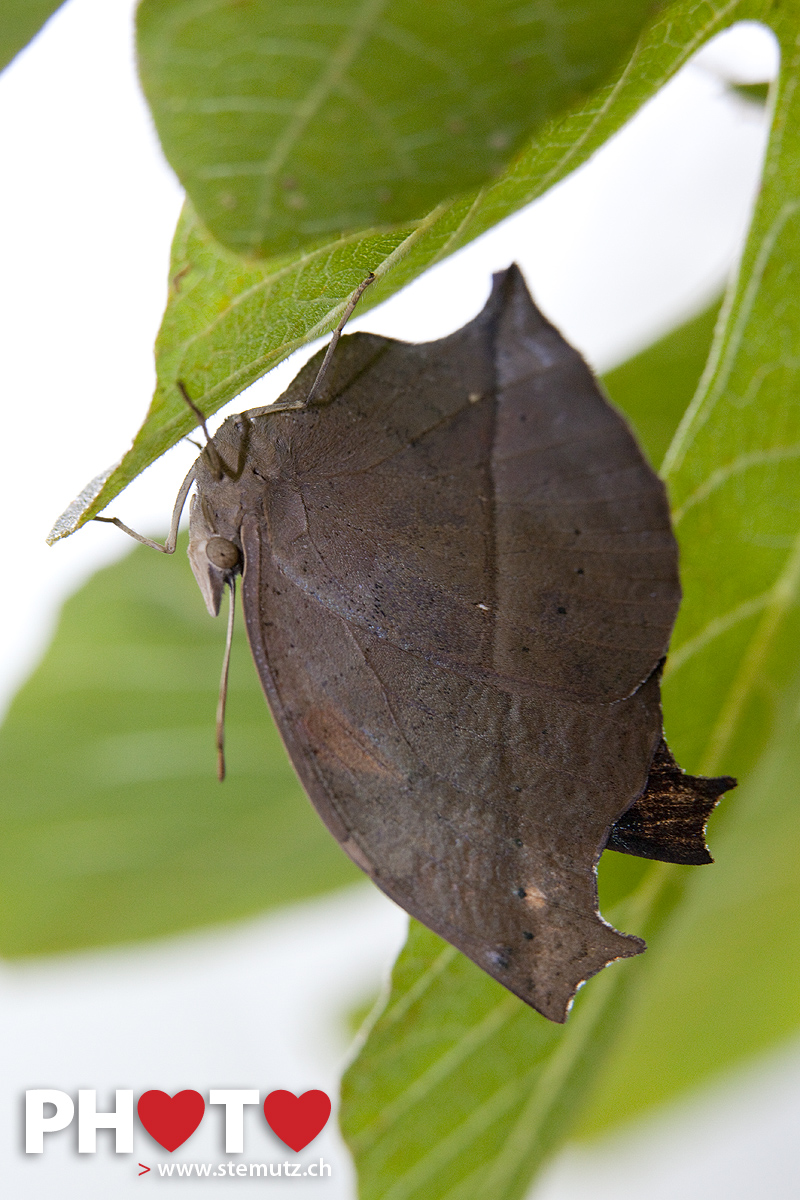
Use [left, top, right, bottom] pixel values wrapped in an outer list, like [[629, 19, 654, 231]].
[[101, 265, 734, 1022]]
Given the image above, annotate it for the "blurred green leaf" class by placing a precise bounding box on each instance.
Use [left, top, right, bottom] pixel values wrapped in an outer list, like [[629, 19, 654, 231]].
[[136, 0, 655, 259], [341, 7, 800, 1195], [731, 80, 771, 105], [0, 0, 66, 73], [0, 536, 359, 955], [51, 0, 748, 541], [602, 299, 723, 469]]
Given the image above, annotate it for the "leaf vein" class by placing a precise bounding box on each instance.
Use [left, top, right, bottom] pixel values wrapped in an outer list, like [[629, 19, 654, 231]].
[[249, 0, 390, 245]]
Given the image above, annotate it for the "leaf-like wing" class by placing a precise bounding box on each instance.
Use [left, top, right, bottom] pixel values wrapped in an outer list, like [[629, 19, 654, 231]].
[[189, 267, 691, 1020]]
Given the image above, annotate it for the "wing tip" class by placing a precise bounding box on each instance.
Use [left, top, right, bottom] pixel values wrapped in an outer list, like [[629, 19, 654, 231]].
[[477, 918, 646, 1024]]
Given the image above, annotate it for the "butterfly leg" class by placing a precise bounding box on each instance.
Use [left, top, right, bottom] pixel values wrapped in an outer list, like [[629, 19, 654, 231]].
[[305, 273, 375, 405], [93, 462, 196, 553]]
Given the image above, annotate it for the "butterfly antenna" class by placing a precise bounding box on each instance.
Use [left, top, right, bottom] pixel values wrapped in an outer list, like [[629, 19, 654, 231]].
[[305, 273, 375, 405], [216, 576, 236, 782], [177, 380, 227, 479]]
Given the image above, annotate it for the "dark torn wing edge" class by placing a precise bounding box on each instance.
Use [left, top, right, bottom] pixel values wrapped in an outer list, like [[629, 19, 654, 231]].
[[605, 737, 736, 866]]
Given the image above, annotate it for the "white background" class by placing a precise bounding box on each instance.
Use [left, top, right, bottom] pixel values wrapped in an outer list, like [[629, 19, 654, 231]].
[[1, 2, 796, 1196]]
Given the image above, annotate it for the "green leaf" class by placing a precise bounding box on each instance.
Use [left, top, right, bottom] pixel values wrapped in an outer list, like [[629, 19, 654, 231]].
[[602, 298, 723, 470], [51, 0, 755, 542], [0, 536, 360, 955], [731, 80, 771, 105], [341, 7, 800, 1194], [136, 0, 655, 258], [0, 0, 67, 73], [660, 29, 800, 784]]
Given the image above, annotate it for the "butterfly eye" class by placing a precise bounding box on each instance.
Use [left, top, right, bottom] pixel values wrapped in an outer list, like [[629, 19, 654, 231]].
[[206, 536, 240, 571]]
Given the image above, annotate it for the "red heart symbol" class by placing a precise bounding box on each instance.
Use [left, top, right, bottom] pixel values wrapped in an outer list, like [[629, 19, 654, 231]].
[[263, 1090, 331, 1152], [137, 1090, 205, 1152]]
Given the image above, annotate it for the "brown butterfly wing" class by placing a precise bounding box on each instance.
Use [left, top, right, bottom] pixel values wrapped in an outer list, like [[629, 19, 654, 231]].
[[241, 510, 658, 1022], [194, 267, 722, 1021]]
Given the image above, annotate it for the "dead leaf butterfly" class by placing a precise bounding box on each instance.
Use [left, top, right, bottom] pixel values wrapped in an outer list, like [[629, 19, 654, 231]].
[[98, 266, 734, 1022]]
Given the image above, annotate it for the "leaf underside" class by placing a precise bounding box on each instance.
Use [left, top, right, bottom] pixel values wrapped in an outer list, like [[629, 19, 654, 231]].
[[136, 0, 656, 258]]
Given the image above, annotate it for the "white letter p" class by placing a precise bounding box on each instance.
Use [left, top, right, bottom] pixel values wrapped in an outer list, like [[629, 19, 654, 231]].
[[26, 1090, 74, 1153]]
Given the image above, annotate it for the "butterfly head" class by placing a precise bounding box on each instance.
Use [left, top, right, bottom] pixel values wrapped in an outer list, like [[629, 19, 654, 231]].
[[187, 492, 241, 616]]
